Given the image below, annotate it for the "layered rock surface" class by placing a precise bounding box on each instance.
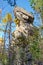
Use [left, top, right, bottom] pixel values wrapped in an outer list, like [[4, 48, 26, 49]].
[[12, 6, 34, 65], [13, 6, 34, 39]]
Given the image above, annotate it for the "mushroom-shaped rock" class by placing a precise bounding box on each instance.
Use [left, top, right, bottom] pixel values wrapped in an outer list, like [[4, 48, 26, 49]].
[[14, 6, 34, 24]]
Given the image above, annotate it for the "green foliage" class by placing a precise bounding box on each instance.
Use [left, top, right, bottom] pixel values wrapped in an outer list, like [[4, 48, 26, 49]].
[[28, 0, 43, 22], [27, 28, 40, 60], [16, 27, 41, 60], [41, 26, 43, 29], [0, 53, 8, 65], [29, 0, 43, 12]]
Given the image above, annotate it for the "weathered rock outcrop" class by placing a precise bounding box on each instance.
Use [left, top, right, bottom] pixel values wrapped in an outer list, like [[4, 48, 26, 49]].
[[14, 6, 34, 23], [13, 6, 34, 39], [12, 6, 34, 65]]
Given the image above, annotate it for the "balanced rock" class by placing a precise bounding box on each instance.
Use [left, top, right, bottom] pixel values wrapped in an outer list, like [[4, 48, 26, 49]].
[[12, 6, 34, 65], [13, 6, 34, 38], [14, 6, 34, 24]]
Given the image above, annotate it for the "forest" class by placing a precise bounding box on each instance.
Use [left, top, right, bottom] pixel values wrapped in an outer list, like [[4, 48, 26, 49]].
[[0, 0, 43, 65]]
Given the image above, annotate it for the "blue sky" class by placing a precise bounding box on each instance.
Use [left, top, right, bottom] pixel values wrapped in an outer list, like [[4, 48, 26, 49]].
[[0, 0, 41, 37]]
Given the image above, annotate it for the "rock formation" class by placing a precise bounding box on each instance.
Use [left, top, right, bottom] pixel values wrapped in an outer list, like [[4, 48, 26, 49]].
[[14, 6, 34, 23], [13, 6, 34, 39], [12, 6, 34, 65]]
